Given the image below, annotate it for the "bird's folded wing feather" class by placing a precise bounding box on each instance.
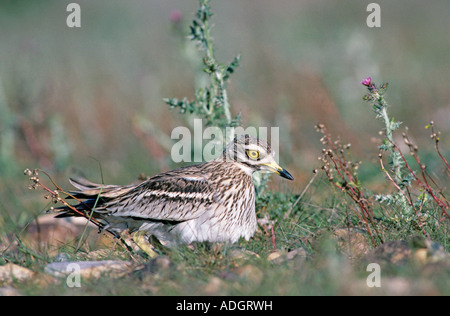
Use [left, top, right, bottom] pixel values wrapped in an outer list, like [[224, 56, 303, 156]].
[[77, 170, 219, 222], [68, 177, 136, 198]]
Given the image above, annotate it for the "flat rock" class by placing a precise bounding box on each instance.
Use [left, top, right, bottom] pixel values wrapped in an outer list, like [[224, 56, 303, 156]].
[[365, 240, 412, 265], [0, 264, 35, 285], [0, 286, 22, 296], [21, 214, 105, 256], [44, 260, 134, 280]]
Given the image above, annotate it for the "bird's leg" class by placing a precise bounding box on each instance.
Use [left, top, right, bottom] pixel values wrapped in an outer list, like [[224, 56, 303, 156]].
[[132, 231, 159, 258]]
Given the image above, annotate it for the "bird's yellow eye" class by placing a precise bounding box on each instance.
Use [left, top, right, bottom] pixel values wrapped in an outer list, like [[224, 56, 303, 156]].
[[246, 150, 260, 160]]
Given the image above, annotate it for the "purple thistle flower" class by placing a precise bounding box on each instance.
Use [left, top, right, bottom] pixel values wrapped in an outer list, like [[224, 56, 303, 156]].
[[361, 77, 372, 87], [169, 9, 182, 23]]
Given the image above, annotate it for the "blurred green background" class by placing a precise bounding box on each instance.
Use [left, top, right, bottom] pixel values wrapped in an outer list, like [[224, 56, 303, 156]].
[[1, 0, 449, 228]]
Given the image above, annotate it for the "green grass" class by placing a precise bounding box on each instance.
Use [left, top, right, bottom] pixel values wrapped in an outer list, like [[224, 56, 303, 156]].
[[2, 174, 449, 295]]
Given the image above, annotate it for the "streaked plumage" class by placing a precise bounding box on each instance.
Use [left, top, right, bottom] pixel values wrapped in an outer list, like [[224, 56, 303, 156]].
[[55, 135, 293, 247]]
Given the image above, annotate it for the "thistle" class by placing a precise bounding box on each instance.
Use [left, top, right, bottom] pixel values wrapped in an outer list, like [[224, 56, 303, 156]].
[[164, 0, 242, 143], [361, 77, 413, 218]]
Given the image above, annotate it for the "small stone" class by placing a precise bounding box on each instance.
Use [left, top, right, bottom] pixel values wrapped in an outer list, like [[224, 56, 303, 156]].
[[235, 264, 263, 285], [285, 247, 308, 261], [333, 228, 371, 260], [267, 251, 282, 262], [365, 240, 412, 265], [204, 276, 226, 295], [268, 247, 307, 265], [228, 248, 260, 260], [413, 249, 428, 266]]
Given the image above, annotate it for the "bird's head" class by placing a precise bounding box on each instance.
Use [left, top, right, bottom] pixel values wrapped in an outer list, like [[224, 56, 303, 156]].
[[221, 135, 294, 180]]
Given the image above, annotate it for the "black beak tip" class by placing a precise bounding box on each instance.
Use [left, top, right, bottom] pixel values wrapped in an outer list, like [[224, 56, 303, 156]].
[[279, 169, 294, 181]]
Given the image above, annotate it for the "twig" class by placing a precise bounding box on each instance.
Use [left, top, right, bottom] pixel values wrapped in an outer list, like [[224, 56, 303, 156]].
[[38, 169, 104, 227], [390, 141, 449, 218], [429, 121, 450, 172], [270, 224, 276, 252], [315, 123, 381, 246]]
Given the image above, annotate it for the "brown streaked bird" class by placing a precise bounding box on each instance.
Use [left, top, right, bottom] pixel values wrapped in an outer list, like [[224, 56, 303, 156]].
[[55, 135, 293, 255]]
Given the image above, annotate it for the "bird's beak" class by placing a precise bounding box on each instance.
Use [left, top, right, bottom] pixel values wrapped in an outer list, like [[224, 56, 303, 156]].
[[262, 161, 294, 181]]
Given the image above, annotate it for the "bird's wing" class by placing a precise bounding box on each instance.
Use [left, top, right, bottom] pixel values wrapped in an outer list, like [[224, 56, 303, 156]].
[[99, 166, 220, 222]]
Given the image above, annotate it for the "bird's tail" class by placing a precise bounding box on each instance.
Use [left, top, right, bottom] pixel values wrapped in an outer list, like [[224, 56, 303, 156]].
[[51, 177, 135, 235]]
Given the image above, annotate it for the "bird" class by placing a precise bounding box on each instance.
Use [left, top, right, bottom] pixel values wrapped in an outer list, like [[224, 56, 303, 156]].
[[54, 135, 293, 256]]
